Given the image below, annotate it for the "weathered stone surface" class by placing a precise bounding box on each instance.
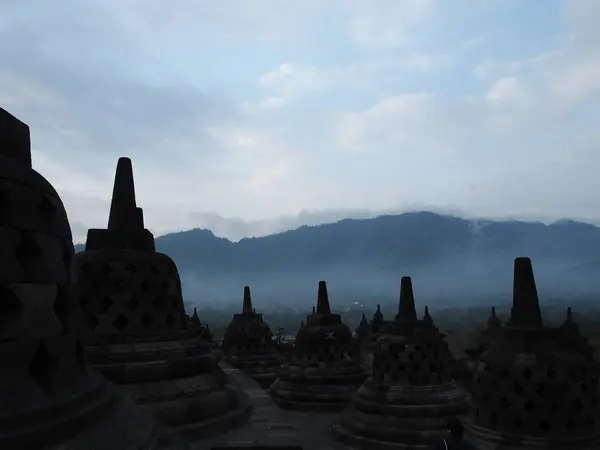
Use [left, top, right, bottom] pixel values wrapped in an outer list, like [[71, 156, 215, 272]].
[[222, 286, 285, 388], [75, 157, 252, 440], [0, 108, 186, 450], [464, 257, 600, 450], [333, 276, 469, 449], [269, 281, 366, 411]]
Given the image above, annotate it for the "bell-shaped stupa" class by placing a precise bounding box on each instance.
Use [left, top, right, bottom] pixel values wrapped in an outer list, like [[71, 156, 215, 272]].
[[464, 257, 600, 449], [269, 281, 366, 411], [0, 108, 186, 449], [333, 276, 469, 449], [188, 307, 214, 344], [75, 157, 252, 439], [222, 286, 285, 388]]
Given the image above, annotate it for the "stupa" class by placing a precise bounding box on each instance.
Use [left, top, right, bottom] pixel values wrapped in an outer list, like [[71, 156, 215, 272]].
[[0, 108, 186, 449], [189, 307, 214, 344], [372, 303, 384, 334], [75, 157, 252, 440], [269, 281, 367, 411], [333, 276, 470, 449], [464, 257, 600, 449], [221, 286, 285, 388]]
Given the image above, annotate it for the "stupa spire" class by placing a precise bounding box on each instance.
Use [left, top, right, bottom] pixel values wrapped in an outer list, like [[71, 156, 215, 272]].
[[243, 286, 253, 314], [510, 257, 543, 328], [107, 157, 143, 232], [396, 276, 417, 321], [317, 280, 331, 314]]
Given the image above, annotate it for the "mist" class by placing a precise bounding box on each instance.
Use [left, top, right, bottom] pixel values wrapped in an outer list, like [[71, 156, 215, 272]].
[[179, 254, 600, 314]]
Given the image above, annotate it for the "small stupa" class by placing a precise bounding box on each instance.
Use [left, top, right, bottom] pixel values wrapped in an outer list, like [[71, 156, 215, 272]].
[[189, 307, 214, 344], [464, 257, 600, 449], [75, 157, 252, 439], [372, 303, 384, 333], [269, 281, 367, 411], [333, 276, 469, 449], [222, 286, 285, 388], [0, 108, 186, 449]]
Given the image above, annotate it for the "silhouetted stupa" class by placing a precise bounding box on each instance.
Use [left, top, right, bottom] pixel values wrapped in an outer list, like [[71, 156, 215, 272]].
[[0, 108, 186, 449], [222, 286, 285, 388], [75, 157, 252, 439], [269, 281, 366, 410], [464, 257, 600, 449], [333, 276, 469, 449]]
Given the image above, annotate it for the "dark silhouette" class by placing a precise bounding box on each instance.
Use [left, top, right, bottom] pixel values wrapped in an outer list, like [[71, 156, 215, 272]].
[[0, 108, 186, 449], [433, 417, 476, 449], [464, 257, 600, 449], [74, 157, 252, 439], [269, 281, 367, 411], [333, 276, 469, 448], [222, 286, 286, 388]]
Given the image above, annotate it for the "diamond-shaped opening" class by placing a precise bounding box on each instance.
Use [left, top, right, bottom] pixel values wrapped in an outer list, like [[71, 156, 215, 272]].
[[126, 297, 139, 311], [14, 232, 42, 264], [140, 280, 150, 292], [101, 263, 112, 276], [39, 194, 57, 221], [29, 343, 57, 393], [538, 419, 552, 433], [88, 315, 99, 330], [125, 264, 138, 275], [0, 285, 24, 325], [498, 396, 510, 409], [53, 288, 70, 329], [512, 379, 523, 394], [142, 313, 154, 328], [152, 296, 166, 311], [524, 399, 535, 412], [522, 368, 533, 379], [101, 296, 113, 311], [166, 314, 176, 328], [113, 314, 128, 331]]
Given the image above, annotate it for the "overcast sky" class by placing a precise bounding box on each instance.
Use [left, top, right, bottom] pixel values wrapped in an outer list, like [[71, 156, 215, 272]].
[[1, 0, 599, 242]]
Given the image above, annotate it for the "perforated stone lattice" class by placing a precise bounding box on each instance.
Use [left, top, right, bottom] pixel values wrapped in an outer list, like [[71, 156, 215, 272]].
[[77, 255, 186, 334], [472, 361, 600, 437], [371, 333, 455, 385], [294, 328, 353, 363], [225, 323, 275, 354]]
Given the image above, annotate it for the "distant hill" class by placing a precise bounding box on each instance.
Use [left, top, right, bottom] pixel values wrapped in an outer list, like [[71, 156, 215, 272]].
[[74, 212, 600, 272]]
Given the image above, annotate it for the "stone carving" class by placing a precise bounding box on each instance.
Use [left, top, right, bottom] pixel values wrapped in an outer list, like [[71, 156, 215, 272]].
[[333, 276, 469, 449], [222, 286, 285, 388], [464, 257, 600, 449], [75, 157, 252, 440], [0, 108, 186, 449], [269, 281, 367, 411]]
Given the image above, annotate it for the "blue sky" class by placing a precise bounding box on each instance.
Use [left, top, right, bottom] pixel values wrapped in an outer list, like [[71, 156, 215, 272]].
[[1, 0, 599, 242]]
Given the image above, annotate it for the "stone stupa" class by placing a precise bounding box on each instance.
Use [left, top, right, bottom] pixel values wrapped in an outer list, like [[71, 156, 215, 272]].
[[464, 257, 600, 449], [0, 108, 186, 449], [333, 276, 470, 449], [188, 307, 214, 344], [269, 281, 367, 411], [221, 286, 285, 388], [75, 157, 252, 440]]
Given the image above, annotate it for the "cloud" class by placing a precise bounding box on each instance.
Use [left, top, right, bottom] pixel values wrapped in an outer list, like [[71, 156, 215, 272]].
[[1, 0, 599, 244]]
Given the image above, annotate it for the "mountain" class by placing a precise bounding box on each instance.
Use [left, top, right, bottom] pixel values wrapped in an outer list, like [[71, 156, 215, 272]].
[[73, 212, 600, 309]]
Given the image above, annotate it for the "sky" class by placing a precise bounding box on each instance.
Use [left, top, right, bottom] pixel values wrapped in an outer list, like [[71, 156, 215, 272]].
[[1, 0, 599, 243]]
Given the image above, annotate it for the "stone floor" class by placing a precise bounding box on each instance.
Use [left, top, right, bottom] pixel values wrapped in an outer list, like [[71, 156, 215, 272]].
[[190, 364, 352, 450]]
